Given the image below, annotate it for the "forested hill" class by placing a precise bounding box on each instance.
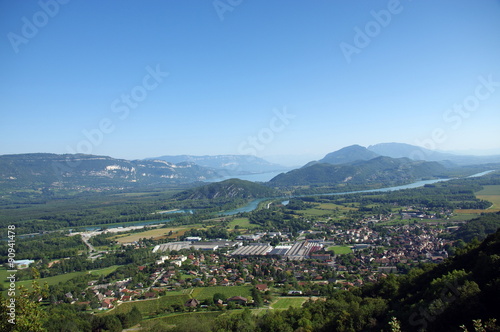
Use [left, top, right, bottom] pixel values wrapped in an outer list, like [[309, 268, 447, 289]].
[[318, 144, 380, 165], [0, 153, 220, 190], [449, 211, 500, 242], [376, 225, 500, 331], [174, 178, 279, 200], [269, 156, 448, 187]]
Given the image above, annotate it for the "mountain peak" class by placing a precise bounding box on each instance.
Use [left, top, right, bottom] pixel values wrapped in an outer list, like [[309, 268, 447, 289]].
[[319, 145, 380, 165]]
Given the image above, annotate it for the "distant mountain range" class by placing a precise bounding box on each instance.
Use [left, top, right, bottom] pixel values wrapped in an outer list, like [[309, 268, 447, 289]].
[[367, 142, 500, 165], [303, 143, 500, 167], [147, 154, 286, 175], [0, 153, 220, 190], [2, 143, 499, 193], [269, 155, 449, 187], [268, 143, 500, 189]]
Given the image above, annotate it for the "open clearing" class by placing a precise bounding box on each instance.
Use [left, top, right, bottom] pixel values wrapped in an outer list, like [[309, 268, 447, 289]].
[[297, 202, 356, 217], [110, 225, 202, 243], [109, 294, 190, 316], [327, 245, 353, 255], [139, 311, 224, 330], [191, 285, 252, 301], [455, 185, 500, 214], [476, 185, 500, 212], [0, 265, 118, 295], [227, 217, 258, 230], [271, 297, 308, 309]]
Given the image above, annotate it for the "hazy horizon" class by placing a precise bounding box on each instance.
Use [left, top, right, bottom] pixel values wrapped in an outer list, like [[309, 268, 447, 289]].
[[2, 1, 500, 161]]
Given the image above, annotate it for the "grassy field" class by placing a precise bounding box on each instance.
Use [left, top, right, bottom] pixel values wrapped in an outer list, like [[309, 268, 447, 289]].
[[110, 285, 253, 316], [296, 202, 356, 218], [110, 294, 190, 316], [110, 224, 202, 243], [0, 265, 119, 295], [271, 297, 308, 309], [476, 185, 500, 212], [327, 245, 353, 255], [139, 311, 224, 330], [191, 285, 253, 301], [227, 217, 258, 230], [449, 212, 480, 220]]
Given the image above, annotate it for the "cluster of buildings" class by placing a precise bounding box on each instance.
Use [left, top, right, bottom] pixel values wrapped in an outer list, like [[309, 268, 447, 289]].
[[153, 240, 241, 253], [231, 240, 328, 261]]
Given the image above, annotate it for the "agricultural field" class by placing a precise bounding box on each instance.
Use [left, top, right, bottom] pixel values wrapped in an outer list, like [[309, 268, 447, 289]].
[[476, 185, 500, 212], [110, 294, 190, 316], [191, 285, 253, 301], [110, 224, 202, 243], [453, 185, 500, 215], [327, 245, 353, 255], [0, 265, 119, 295], [295, 202, 356, 218], [449, 212, 481, 221], [227, 217, 258, 230], [270, 297, 308, 309], [139, 311, 224, 331]]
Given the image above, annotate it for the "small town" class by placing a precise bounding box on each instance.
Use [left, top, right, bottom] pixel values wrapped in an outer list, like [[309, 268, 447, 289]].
[[39, 207, 458, 313]]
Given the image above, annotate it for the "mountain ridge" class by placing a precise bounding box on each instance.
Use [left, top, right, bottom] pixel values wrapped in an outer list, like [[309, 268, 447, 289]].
[[269, 155, 449, 188], [368, 142, 500, 165], [146, 154, 286, 175], [0, 153, 221, 190]]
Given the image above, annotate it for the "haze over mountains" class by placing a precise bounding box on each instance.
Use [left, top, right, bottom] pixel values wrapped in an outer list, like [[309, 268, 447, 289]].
[[0, 153, 221, 189], [269, 143, 500, 189], [147, 155, 286, 175], [1, 142, 500, 192], [367, 142, 500, 165]]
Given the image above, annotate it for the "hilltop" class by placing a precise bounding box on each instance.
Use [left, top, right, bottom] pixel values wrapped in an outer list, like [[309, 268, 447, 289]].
[[174, 178, 279, 200], [318, 144, 381, 165]]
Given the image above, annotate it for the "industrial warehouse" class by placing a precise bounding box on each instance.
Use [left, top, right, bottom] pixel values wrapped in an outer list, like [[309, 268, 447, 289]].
[[153, 239, 331, 261]]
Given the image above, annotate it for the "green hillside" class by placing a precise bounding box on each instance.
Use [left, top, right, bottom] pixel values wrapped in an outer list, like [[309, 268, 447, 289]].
[[269, 156, 448, 188], [174, 178, 279, 200], [0, 153, 220, 191]]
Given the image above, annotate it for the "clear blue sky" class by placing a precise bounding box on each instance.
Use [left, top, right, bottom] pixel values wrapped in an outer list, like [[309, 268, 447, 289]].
[[1, 0, 500, 164]]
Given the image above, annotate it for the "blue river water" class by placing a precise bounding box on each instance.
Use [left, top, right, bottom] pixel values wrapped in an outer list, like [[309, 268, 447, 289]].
[[219, 170, 496, 215], [53, 170, 498, 232]]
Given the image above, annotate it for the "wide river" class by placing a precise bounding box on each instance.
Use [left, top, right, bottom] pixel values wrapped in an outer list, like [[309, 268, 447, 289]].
[[220, 170, 495, 215], [70, 170, 494, 230]]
